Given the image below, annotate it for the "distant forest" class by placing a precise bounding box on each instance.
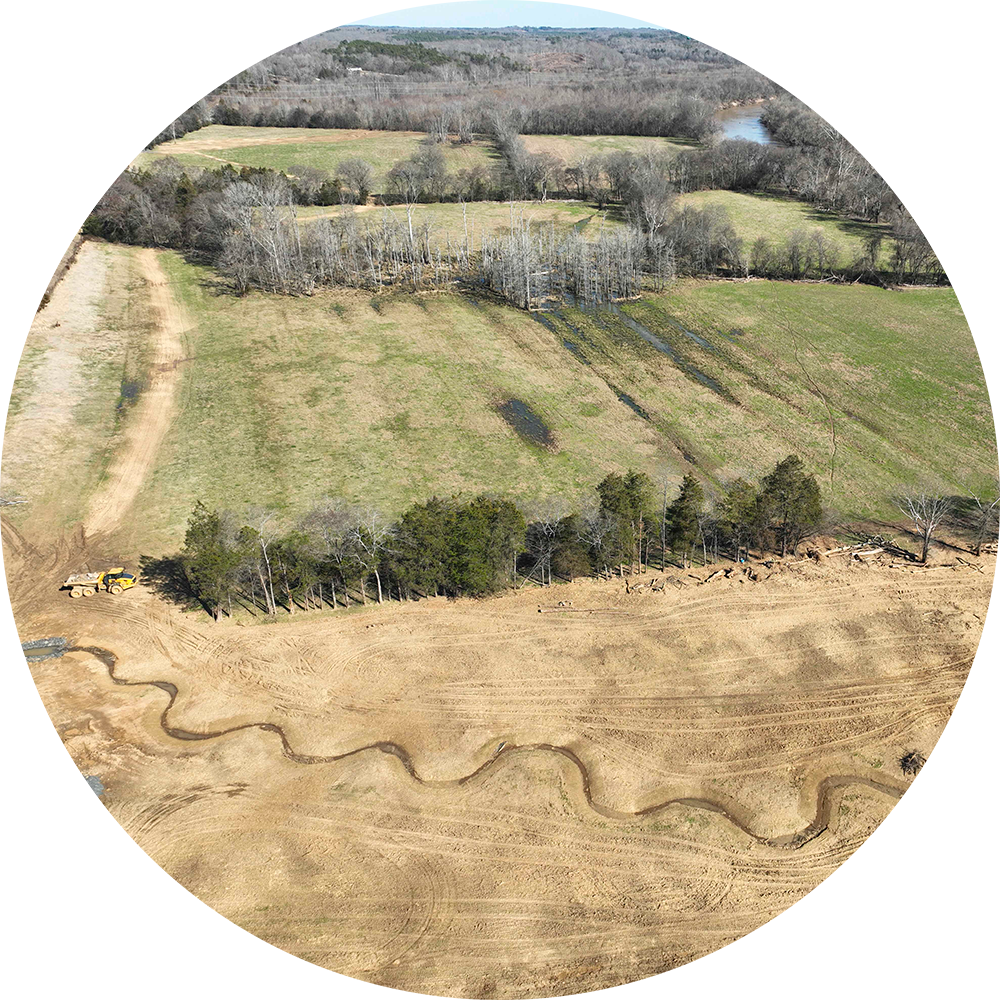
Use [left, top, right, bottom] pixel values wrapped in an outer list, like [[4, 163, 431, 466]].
[[152, 26, 772, 146], [82, 26, 942, 307]]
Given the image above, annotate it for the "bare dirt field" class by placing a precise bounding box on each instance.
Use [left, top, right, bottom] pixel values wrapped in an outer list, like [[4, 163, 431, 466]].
[[6, 518, 990, 996], [2, 240, 112, 524]]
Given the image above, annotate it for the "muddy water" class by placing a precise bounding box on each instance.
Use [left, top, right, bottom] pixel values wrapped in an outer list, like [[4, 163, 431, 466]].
[[613, 389, 650, 420], [715, 104, 776, 145], [22, 637, 68, 662], [497, 398, 556, 448], [662, 314, 715, 351]]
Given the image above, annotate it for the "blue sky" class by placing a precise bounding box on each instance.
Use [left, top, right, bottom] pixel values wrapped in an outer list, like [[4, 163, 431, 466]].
[[352, 2, 660, 29]]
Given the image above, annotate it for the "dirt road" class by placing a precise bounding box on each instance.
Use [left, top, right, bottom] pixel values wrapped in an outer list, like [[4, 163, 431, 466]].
[[84, 250, 187, 538]]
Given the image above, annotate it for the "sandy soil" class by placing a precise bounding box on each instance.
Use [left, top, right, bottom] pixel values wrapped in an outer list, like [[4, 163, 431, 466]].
[[85, 250, 187, 537], [6, 524, 991, 996]]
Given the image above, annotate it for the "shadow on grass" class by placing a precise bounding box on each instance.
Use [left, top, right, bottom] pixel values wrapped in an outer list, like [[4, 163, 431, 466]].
[[857, 502, 995, 559], [800, 206, 890, 250], [945, 496, 1000, 554]]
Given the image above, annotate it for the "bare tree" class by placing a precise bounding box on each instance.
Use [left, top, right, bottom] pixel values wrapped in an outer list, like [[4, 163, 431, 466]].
[[215, 176, 311, 295], [350, 508, 394, 604], [337, 157, 375, 205], [523, 499, 569, 586], [577, 502, 617, 578], [300, 500, 355, 609], [894, 491, 952, 563], [244, 507, 280, 613], [626, 161, 674, 234], [966, 478, 1000, 556]]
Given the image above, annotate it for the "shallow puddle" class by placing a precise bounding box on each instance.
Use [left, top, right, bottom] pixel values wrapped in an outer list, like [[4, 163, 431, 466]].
[[497, 398, 556, 448]]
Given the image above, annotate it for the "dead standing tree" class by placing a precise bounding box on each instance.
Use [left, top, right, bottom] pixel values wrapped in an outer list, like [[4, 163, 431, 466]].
[[244, 507, 280, 614], [577, 503, 618, 579], [300, 500, 355, 609], [350, 508, 395, 604], [966, 478, 1000, 556], [894, 491, 952, 563], [522, 500, 570, 587]]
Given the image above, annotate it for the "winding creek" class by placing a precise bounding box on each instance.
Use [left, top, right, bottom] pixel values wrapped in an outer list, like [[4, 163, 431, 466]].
[[68, 644, 907, 851]]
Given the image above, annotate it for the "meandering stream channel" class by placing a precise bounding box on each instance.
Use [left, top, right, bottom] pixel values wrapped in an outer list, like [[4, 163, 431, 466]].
[[69, 644, 907, 852]]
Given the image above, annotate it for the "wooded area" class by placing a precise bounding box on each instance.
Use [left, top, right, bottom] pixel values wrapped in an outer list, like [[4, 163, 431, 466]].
[[151, 27, 770, 147], [177, 456, 829, 620], [78, 21, 947, 300], [85, 137, 939, 308], [177, 457, 998, 622]]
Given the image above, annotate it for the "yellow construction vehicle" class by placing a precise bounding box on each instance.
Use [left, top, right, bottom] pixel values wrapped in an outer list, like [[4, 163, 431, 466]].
[[63, 567, 138, 598]]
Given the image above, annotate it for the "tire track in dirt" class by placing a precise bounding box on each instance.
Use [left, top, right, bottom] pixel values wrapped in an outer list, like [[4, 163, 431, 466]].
[[85, 249, 188, 538], [70, 645, 906, 851]]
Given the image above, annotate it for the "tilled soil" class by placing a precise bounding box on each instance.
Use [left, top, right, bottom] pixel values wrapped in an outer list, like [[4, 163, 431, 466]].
[[8, 531, 991, 998]]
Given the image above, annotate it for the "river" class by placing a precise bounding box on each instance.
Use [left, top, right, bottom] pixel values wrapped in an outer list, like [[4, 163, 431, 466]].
[[714, 103, 776, 145]]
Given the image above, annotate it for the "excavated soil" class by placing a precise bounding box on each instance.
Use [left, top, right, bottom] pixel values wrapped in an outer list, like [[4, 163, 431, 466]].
[[6, 521, 991, 997]]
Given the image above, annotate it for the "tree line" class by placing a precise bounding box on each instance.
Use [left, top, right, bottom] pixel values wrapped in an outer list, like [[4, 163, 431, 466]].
[[84, 164, 674, 306], [179, 455, 825, 621], [85, 151, 941, 303], [127, 89, 943, 288]]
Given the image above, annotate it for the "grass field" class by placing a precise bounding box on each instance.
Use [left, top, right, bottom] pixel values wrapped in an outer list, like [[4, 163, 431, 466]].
[[521, 133, 696, 160], [132, 126, 890, 268], [132, 126, 696, 191], [132, 126, 497, 187], [297, 199, 610, 239], [675, 190, 892, 267], [7, 244, 991, 554], [300, 192, 890, 264]]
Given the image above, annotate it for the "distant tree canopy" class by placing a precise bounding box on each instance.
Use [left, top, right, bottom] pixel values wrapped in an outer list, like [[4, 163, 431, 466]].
[[324, 39, 453, 68], [178, 456, 830, 621], [208, 26, 761, 142], [129, 25, 942, 292]]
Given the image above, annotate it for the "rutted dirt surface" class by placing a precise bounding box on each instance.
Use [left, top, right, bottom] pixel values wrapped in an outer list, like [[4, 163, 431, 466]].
[[8, 525, 992, 997], [68, 643, 907, 850], [84, 250, 187, 537]]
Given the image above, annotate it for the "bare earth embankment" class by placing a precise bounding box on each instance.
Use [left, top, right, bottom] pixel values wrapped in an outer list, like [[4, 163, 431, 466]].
[[7, 532, 990, 996]]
